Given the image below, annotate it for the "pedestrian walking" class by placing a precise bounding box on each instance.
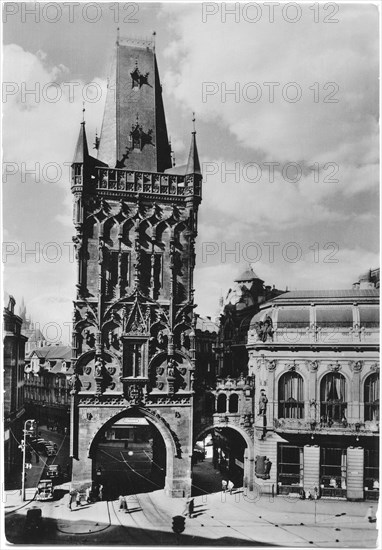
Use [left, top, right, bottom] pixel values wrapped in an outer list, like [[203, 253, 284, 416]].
[[118, 495, 126, 512], [85, 487, 91, 504], [228, 480, 234, 495], [188, 498, 194, 518], [67, 491, 74, 511], [98, 484, 103, 501], [222, 480, 228, 493], [182, 498, 193, 517], [76, 491, 81, 507]]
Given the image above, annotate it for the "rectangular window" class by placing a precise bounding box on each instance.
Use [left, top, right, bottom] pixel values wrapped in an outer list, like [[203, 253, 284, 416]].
[[278, 444, 303, 494], [320, 447, 347, 497], [364, 448, 379, 500]]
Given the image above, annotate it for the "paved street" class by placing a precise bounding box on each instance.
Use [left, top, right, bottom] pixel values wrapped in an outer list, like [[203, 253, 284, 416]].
[[4, 481, 378, 547], [3, 444, 378, 547]]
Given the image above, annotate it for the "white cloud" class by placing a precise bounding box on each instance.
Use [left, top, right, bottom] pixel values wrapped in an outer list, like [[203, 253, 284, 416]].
[[3, 44, 106, 185], [162, 4, 378, 173]]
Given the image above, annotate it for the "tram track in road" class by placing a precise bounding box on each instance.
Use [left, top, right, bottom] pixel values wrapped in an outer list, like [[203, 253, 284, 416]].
[[109, 495, 165, 545]]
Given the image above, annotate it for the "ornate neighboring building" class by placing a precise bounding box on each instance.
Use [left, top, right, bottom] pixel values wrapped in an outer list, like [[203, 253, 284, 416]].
[[69, 36, 202, 497], [3, 294, 27, 479], [193, 269, 379, 501], [248, 269, 379, 501]]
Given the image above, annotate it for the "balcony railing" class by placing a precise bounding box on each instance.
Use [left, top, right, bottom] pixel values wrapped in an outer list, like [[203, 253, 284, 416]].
[[94, 168, 201, 197], [274, 418, 377, 435]]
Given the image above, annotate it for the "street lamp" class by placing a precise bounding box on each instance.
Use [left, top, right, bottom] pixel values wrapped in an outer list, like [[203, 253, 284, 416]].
[[20, 419, 36, 501]]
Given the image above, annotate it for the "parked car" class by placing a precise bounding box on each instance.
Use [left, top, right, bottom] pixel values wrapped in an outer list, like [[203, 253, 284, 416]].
[[25, 507, 42, 534], [46, 464, 61, 479], [47, 441, 58, 451], [36, 479, 54, 501], [45, 445, 57, 457]]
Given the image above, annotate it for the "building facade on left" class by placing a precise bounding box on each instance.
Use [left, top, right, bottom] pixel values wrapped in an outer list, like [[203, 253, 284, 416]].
[[3, 293, 27, 479]]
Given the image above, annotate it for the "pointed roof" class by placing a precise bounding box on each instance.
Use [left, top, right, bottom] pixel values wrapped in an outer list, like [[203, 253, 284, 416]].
[[97, 37, 172, 172], [72, 122, 89, 163], [186, 131, 201, 175], [234, 266, 263, 283]]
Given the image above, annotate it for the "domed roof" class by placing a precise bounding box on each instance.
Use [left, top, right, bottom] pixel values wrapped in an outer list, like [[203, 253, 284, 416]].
[[234, 267, 263, 283], [249, 288, 379, 330]]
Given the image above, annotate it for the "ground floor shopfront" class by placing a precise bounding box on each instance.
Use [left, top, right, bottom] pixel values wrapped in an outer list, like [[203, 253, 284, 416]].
[[275, 436, 379, 501]]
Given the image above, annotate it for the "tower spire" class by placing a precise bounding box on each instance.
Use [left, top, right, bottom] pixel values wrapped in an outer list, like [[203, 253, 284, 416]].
[[97, 37, 171, 171], [72, 109, 89, 163], [186, 113, 201, 175]]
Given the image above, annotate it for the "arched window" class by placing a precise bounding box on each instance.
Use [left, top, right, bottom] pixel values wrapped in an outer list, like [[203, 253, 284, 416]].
[[217, 393, 227, 413], [205, 393, 215, 415], [320, 373, 347, 423], [278, 372, 304, 419], [364, 373, 379, 421], [229, 393, 239, 413]]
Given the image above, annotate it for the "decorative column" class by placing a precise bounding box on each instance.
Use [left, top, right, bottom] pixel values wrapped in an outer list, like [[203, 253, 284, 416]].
[[117, 233, 123, 298], [308, 360, 319, 423], [349, 360, 363, 423], [69, 372, 81, 459], [150, 243, 155, 299], [265, 359, 277, 429]]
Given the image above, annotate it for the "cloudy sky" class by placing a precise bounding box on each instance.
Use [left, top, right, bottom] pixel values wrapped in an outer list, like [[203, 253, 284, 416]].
[[2, 1, 379, 344]]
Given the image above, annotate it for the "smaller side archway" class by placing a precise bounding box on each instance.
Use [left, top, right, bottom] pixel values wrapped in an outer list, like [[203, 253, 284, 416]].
[[194, 423, 254, 495]]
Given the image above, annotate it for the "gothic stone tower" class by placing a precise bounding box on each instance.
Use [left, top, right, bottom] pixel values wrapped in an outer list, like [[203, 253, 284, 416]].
[[69, 36, 202, 497]]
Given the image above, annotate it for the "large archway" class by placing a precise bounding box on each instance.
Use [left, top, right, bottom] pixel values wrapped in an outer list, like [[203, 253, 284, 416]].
[[87, 407, 177, 499], [192, 424, 253, 496]]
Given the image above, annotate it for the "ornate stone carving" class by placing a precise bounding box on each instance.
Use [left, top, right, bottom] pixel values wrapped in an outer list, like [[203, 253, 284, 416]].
[[308, 360, 319, 372], [69, 373, 82, 394], [258, 390, 268, 416], [287, 361, 297, 372], [266, 359, 277, 372], [349, 360, 363, 373], [127, 384, 143, 405], [329, 361, 341, 372]]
